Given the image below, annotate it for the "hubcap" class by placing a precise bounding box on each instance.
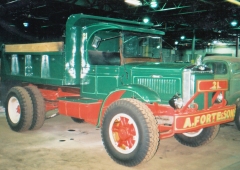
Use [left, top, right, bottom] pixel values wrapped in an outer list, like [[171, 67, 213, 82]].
[[109, 113, 139, 154], [8, 96, 21, 124], [183, 128, 203, 137]]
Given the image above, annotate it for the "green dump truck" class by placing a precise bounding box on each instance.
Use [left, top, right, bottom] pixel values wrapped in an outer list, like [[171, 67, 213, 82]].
[[0, 14, 236, 166]]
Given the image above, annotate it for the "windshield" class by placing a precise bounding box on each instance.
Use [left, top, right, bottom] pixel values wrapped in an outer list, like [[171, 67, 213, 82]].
[[122, 32, 162, 59], [88, 30, 162, 65], [205, 62, 227, 75]]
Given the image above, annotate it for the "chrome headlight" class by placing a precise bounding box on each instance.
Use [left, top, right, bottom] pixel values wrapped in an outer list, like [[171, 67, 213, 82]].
[[215, 92, 223, 103], [169, 93, 183, 109], [175, 97, 183, 109]]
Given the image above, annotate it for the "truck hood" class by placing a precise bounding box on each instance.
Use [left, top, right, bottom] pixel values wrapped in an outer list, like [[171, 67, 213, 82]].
[[125, 62, 192, 74], [122, 62, 212, 105], [123, 62, 192, 104]]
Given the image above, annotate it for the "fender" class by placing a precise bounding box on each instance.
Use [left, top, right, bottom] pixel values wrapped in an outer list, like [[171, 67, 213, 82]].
[[116, 84, 161, 103], [227, 91, 240, 105], [96, 84, 161, 126]]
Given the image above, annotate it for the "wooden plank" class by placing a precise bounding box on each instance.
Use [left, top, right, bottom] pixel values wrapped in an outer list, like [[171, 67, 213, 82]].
[[5, 42, 64, 53]]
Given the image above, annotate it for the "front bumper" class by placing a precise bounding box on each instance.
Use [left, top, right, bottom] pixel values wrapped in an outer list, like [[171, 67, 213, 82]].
[[153, 104, 236, 139], [174, 104, 236, 133]]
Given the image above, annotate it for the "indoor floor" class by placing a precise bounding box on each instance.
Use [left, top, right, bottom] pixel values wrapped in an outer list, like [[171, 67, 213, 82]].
[[0, 110, 240, 170]]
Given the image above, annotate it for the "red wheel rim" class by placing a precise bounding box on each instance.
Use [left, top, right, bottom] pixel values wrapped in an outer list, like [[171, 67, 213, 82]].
[[109, 113, 139, 154]]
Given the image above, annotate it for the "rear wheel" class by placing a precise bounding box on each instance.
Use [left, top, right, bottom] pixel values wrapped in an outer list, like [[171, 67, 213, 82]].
[[25, 86, 45, 130], [101, 98, 159, 167], [174, 125, 220, 147], [5, 86, 33, 132], [234, 106, 240, 131]]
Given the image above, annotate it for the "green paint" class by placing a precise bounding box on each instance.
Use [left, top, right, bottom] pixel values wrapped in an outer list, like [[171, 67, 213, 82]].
[[1, 14, 215, 113], [203, 56, 240, 104]]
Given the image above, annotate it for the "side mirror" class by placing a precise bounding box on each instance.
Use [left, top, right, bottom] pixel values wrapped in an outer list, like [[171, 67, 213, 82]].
[[92, 36, 101, 49]]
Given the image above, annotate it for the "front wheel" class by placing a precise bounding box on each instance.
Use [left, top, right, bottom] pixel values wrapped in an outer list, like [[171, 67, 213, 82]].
[[101, 98, 159, 167], [234, 106, 240, 131], [174, 125, 220, 147], [5, 86, 33, 132]]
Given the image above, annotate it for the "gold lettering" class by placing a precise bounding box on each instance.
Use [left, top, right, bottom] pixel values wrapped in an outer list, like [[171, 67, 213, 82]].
[[217, 82, 221, 89], [217, 112, 222, 121], [224, 110, 229, 119], [206, 114, 211, 123], [217, 112, 221, 121], [222, 111, 227, 119], [212, 113, 217, 121], [230, 109, 236, 118], [183, 118, 192, 128], [220, 111, 224, 120], [194, 116, 200, 126], [212, 81, 217, 89], [182, 109, 235, 129], [200, 115, 206, 125]]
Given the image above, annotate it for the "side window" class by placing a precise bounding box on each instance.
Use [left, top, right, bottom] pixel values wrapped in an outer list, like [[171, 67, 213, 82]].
[[88, 50, 120, 65], [87, 30, 120, 65]]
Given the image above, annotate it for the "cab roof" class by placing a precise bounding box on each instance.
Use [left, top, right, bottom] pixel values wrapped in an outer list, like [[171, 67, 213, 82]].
[[203, 56, 240, 65], [66, 13, 165, 36]]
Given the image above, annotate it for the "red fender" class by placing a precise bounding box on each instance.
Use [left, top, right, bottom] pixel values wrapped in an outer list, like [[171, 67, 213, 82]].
[[96, 90, 125, 126]]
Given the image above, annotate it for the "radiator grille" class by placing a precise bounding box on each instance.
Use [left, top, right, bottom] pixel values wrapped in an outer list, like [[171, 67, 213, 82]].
[[135, 77, 177, 94]]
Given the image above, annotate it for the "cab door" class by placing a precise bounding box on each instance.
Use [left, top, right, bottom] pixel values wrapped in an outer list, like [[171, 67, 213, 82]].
[[82, 50, 121, 99], [96, 65, 120, 97]]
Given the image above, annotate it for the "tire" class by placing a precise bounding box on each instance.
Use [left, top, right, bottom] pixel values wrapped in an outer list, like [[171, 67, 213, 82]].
[[71, 117, 84, 123], [101, 98, 159, 167], [0, 80, 21, 106], [25, 86, 45, 130], [5, 86, 33, 132], [234, 106, 240, 131], [174, 125, 220, 147]]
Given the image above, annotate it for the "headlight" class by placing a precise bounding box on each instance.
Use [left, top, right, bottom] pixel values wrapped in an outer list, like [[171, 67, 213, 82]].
[[169, 93, 183, 109], [175, 97, 183, 109], [215, 92, 223, 103]]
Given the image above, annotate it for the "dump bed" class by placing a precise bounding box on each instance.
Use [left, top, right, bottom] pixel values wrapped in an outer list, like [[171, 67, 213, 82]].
[[1, 14, 164, 87], [1, 42, 75, 86]]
